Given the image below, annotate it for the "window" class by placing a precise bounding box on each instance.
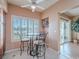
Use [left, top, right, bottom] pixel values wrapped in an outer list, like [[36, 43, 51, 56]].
[[0, 16, 1, 40], [12, 16, 20, 41], [11, 15, 40, 41], [0, 14, 4, 44]]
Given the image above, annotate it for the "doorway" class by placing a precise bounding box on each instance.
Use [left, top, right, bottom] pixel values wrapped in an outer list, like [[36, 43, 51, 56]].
[[60, 17, 71, 44], [60, 16, 71, 55]]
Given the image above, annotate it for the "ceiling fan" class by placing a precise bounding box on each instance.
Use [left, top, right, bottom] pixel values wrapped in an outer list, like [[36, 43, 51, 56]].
[[21, 0, 45, 12]]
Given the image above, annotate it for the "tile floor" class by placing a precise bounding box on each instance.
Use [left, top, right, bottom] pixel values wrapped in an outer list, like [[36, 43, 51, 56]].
[[3, 43, 79, 59], [3, 48, 68, 59], [60, 42, 79, 59]]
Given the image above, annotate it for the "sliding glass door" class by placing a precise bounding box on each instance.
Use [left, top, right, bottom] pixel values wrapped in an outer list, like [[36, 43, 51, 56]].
[[60, 18, 71, 44]]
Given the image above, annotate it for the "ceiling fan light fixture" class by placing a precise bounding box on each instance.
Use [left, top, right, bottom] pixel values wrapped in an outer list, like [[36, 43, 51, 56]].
[[32, 9, 35, 12], [31, 5, 36, 12]]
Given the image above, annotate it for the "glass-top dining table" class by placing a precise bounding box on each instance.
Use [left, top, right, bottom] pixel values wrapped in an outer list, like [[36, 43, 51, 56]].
[[20, 33, 47, 59]]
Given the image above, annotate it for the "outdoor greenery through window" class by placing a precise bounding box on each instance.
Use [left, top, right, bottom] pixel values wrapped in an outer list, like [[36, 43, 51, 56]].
[[12, 15, 40, 41]]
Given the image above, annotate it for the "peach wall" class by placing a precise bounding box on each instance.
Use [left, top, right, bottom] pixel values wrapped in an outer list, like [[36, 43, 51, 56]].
[[41, 0, 79, 51], [6, 4, 41, 51]]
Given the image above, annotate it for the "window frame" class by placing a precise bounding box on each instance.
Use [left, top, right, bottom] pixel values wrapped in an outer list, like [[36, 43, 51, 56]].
[[11, 15, 40, 42]]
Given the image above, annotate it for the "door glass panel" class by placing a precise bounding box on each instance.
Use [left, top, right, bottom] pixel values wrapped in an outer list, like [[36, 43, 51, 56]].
[[60, 19, 71, 44]]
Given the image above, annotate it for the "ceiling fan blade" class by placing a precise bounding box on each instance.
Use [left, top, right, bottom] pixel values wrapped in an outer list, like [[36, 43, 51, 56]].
[[28, 0, 32, 2], [36, 5, 45, 10], [36, 0, 44, 4], [21, 4, 30, 7], [31, 0, 37, 2]]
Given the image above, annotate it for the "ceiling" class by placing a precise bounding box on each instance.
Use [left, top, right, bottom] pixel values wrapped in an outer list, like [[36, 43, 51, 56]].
[[64, 6, 79, 16], [7, 0, 58, 12]]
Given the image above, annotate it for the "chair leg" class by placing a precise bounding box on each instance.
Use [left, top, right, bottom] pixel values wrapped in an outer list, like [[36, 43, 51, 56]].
[[20, 44, 22, 56], [20, 41, 24, 56]]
